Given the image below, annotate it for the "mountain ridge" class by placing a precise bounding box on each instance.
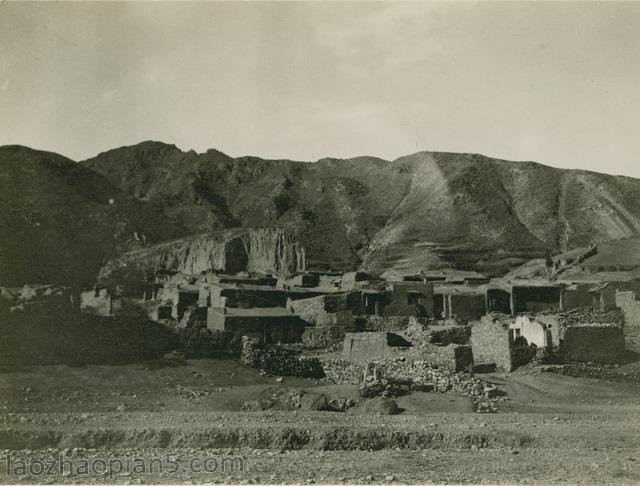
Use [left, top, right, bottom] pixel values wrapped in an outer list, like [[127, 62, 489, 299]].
[[2, 141, 640, 285]]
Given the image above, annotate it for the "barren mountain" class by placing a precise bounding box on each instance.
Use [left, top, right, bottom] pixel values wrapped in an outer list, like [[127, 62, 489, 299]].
[[82, 142, 640, 276], [0, 145, 187, 286], [2, 142, 640, 287]]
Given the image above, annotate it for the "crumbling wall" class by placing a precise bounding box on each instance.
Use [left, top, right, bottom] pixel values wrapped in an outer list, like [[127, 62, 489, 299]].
[[416, 343, 473, 372], [343, 332, 412, 362], [563, 324, 624, 364], [320, 358, 496, 404], [470, 315, 514, 371]]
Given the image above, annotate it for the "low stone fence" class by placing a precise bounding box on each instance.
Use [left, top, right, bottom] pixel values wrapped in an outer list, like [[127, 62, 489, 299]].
[[241, 336, 325, 378], [321, 357, 494, 399]]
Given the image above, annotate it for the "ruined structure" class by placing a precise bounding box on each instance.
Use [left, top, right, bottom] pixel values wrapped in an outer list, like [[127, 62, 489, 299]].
[[471, 315, 515, 372], [343, 332, 413, 362]]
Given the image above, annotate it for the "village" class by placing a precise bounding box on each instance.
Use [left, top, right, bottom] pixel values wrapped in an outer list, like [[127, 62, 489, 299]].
[[1, 236, 640, 483], [3, 237, 638, 400]]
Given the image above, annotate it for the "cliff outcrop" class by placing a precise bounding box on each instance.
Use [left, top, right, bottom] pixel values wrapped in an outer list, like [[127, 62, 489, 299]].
[[98, 228, 306, 279]]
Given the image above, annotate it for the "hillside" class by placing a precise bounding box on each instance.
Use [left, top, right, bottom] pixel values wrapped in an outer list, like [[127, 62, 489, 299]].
[[0, 145, 188, 286], [82, 142, 640, 276], [2, 142, 640, 286]]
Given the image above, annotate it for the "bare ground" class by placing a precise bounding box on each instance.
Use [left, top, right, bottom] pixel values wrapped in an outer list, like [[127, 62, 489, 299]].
[[1, 358, 639, 484]]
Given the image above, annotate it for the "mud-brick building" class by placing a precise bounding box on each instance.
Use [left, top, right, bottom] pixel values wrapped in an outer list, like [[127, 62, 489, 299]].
[[434, 285, 487, 322], [486, 280, 563, 316], [380, 282, 435, 318], [206, 283, 288, 309], [206, 306, 306, 343], [561, 283, 617, 312]]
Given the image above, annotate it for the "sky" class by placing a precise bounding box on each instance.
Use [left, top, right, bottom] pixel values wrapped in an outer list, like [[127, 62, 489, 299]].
[[1, 1, 639, 178]]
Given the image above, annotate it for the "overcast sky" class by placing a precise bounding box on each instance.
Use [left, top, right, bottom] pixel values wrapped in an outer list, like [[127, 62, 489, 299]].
[[1, 1, 639, 177]]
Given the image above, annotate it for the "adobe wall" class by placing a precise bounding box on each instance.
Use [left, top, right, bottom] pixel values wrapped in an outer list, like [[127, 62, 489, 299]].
[[470, 315, 514, 371], [563, 325, 625, 364]]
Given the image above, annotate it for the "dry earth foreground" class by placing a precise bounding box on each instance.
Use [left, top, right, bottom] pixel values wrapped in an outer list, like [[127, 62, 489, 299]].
[[1, 359, 640, 484]]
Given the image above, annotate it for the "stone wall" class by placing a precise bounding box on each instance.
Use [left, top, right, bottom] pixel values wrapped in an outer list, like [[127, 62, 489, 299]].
[[470, 315, 514, 371], [418, 343, 474, 372], [364, 315, 413, 331], [563, 324, 625, 364], [240, 336, 325, 378], [320, 358, 496, 405]]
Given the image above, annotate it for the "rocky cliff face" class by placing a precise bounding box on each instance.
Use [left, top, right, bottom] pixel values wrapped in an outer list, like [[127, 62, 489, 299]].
[[98, 228, 306, 279], [246, 228, 306, 276]]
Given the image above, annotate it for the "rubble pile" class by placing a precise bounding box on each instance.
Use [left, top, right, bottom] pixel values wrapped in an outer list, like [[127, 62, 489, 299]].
[[553, 307, 624, 328], [321, 357, 502, 412]]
